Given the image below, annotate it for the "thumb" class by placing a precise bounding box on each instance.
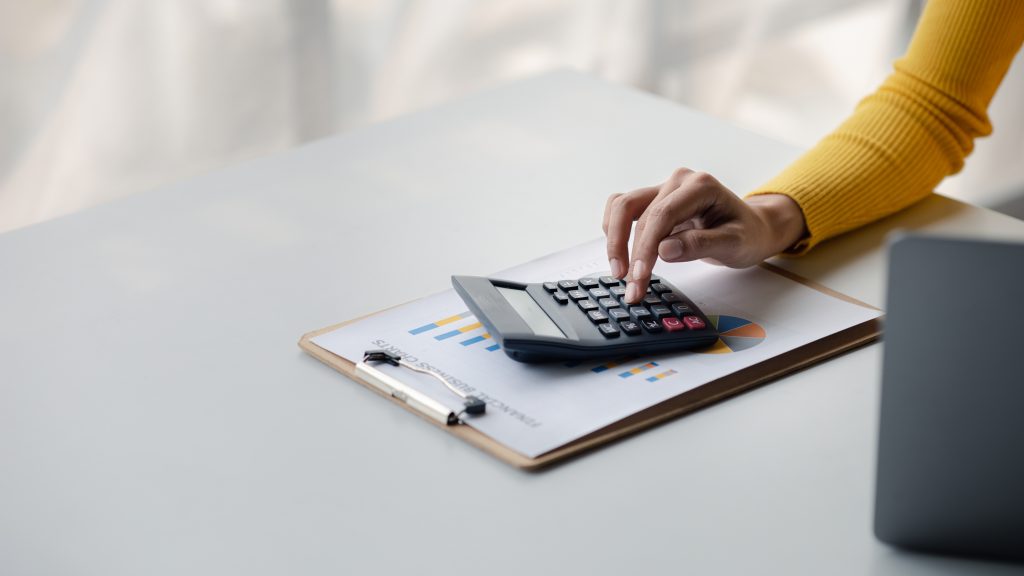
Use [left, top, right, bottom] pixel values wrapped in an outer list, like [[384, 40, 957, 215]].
[[658, 227, 740, 264]]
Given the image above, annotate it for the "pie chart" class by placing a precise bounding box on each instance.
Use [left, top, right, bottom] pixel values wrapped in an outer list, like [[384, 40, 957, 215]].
[[698, 315, 766, 354]]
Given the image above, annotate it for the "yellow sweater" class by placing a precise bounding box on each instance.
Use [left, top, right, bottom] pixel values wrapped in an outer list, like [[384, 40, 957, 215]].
[[750, 0, 1024, 252]]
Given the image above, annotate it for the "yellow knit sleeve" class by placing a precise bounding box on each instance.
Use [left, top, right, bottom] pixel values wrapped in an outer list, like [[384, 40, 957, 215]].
[[747, 0, 1024, 252]]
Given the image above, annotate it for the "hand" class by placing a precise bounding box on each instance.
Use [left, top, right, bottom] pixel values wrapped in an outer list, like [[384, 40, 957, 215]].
[[602, 168, 807, 304]]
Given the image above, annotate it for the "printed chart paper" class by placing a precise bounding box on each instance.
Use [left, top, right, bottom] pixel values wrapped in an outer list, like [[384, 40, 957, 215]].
[[312, 239, 881, 458]]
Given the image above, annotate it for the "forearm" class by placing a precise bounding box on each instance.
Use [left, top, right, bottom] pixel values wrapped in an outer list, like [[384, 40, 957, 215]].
[[747, 0, 1024, 253]]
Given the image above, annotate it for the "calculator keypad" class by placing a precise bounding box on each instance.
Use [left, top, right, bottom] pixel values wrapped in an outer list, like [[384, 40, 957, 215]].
[[545, 274, 711, 342]]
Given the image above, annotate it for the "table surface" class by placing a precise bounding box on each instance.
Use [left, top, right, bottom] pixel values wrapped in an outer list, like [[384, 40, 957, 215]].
[[3, 71, 1024, 576]]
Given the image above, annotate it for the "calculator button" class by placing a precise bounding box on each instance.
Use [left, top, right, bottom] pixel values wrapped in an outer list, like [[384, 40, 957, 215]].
[[650, 305, 673, 319], [651, 282, 671, 293], [671, 303, 692, 316], [543, 282, 559, 292], [642, 295, 662, 306], [682, 315, 706, 330], [598, 298, 620, 310], [660, 292, 682, 303], [629, 307, 652, 322], [589, 288, 610, 299], [599, 276, 621, 287], [578, 299, 599, 311], [598, 323, 620, 338], [567, 289, 589, 300], [587, 310, 609, 323], [608, 308, 630, 321], [609, 286, 626, 298], [558, 280, 578, 290], [553, 292, 569, 305], [578, 277, 600, 289], [662, 317, 686, 332], [619, 321, 642, 336], [640, 319, 663, 333]]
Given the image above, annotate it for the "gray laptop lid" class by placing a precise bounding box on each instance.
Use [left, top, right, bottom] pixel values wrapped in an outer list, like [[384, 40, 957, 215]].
[[875, 234, 1024, 561]]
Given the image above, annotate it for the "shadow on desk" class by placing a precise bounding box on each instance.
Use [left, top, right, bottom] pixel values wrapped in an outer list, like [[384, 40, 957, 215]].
[[871, 547, 1024, 575]]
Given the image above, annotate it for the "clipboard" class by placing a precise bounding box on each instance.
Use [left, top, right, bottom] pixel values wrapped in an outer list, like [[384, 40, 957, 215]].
[[298, 262, 882, 470]]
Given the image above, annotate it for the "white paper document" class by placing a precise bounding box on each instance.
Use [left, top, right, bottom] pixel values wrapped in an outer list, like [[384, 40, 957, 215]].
[[312, 239, 881, 458]]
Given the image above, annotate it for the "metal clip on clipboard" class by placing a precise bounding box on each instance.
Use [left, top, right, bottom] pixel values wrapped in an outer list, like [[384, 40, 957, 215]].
[[355, 350, 486, 426]]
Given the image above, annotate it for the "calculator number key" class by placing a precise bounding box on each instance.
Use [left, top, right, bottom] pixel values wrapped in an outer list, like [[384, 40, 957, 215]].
[[629, 307, 652, 322], [671, 303, 692, 316], [598, 298, 620, 310], [608, 308, 630, 321]]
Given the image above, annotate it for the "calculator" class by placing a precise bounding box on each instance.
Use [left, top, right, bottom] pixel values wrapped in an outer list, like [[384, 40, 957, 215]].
[[451, 274, 718, 363]]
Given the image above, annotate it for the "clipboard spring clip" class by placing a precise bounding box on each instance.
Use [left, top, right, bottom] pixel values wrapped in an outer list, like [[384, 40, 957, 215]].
[[362, 351, 486, 421]]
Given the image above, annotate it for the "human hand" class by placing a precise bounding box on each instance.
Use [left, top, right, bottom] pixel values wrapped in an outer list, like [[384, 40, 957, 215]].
[[603, 168, 807, 304]]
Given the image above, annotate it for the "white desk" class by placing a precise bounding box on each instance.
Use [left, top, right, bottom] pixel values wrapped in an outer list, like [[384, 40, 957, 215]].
[[3, 71, 1023, 575]]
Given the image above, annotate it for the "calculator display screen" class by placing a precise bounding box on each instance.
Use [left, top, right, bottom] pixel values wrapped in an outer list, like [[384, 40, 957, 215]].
[[496, 287, 566, 339]]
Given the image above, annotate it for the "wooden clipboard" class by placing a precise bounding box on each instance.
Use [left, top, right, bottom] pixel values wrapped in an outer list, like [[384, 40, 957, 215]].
[[298, 263, 882, 470]]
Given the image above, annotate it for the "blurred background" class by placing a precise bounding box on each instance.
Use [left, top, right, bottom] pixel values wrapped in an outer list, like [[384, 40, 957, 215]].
[[2, 0, 1023, 234]]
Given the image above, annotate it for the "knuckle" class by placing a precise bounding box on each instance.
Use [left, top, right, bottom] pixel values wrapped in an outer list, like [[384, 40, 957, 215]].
[[619, 194, 646, 216], [690, 171, 717, 187], [670, 167, 693, 182], [647, 201, 671, 223]]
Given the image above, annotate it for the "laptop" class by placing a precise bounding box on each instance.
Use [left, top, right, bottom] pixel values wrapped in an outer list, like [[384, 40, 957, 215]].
[[875, 234, 1024, 561]]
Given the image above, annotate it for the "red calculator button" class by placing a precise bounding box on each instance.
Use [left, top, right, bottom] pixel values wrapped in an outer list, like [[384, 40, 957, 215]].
[[662, 317, 686, 332], [682, 315, 706, 330]]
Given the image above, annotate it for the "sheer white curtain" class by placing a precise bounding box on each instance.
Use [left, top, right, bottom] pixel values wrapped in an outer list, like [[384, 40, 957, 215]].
[[1, 0, 1020, 234]]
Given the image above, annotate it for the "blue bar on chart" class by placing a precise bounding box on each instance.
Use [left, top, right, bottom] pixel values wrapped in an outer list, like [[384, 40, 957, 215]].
[[408, 311, 473, 335], [460, 333, 490, 346], [645, 369, 678, 382], [618, 361, 659, 379], [591, 357, 635, 373], [459, 332, 501, 352], [435, 321, 482, 340]]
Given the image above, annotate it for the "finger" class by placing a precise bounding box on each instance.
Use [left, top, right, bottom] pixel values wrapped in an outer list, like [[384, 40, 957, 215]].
[[605, 186, 658, 279], [602, 193, 623, 235], [625, 170, 697, 299], [658, 227, 740, 264], [628, 174, 691, 272], [626, 177, 718, 303]]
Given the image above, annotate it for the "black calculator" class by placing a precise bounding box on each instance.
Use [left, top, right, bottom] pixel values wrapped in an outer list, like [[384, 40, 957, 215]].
[[451, 274, 718, 363]]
